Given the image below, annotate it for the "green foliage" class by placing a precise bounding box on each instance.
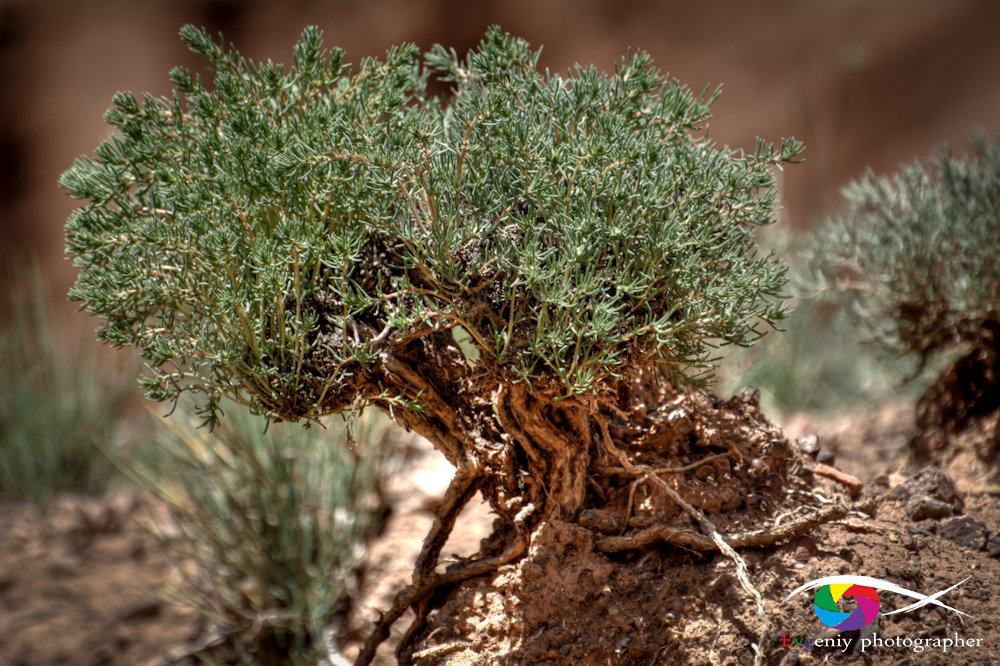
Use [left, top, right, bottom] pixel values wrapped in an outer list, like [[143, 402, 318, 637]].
[[64, 25, 802, 425], [809, 137, 1000, 364], [0, 271, 136, 502], [136, 404, 395, 664]]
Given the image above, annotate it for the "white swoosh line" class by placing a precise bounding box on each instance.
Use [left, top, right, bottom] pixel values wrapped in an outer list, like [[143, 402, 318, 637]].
[[784, 574, 973, 618], [881, 576, 972, 616]]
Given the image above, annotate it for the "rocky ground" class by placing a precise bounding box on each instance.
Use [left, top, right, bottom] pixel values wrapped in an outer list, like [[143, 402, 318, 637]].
[[2, 397, 998, 665]]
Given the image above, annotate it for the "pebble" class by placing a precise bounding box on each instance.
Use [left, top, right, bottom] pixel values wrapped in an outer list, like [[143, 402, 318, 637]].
[[904, 495, 955, 521], [794, 434, 819, 459]]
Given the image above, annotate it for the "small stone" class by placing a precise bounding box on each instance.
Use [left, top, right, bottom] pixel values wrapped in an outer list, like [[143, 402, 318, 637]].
[[48, 553, 80, 577], [116, 600, 162, 622], [987, 535, 1000, 558], [795, 434, 820, 458], [816, 449, 835, 465], [521, 561, 544, 580], [735, 386, 761, 407], [888, 466, 964, 513], [624, 637, 649, 657], [666, 408, 688, 425], [905, 495, 956, 521], [939, 517, 988, 550]]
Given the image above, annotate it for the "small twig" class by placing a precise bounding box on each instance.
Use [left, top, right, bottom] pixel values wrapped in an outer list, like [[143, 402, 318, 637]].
[[653, 451, 734, 475], [968, 484, 1000, 497], [814, 462, 863, 495], [371, 322, 393, 345], [621, 477, 644, 535], [411, 641, 469, 660], [772, 506, 805, 529]]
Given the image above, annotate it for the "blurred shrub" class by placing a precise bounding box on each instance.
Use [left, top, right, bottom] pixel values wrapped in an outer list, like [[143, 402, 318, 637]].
[[136, 403, 398, 665], [806, 137, 1000, 453], [723, 298, 927, 417], [722, 231, 933, 417], [808, 137, 1000, 365], [731, 137, 1000, 419], [0, 271, 137, 502]]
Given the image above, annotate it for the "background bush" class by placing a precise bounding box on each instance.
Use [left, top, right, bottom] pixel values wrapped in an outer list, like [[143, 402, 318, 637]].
[[807, 136, 1000, 365]]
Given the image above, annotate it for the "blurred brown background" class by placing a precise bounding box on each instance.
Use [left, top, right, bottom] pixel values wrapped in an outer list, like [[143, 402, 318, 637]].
[[2, 0, 999, 317]]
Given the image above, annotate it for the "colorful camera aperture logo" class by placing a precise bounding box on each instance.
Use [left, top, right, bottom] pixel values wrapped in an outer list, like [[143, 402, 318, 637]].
[[813, 583, 880, 631]]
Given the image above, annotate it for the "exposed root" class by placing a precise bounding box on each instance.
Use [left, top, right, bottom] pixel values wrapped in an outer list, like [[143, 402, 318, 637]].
[[621, 476, 644, 535], [392, 535, 528, 663], [593, 407, 772, 666], [654, 451, 736, 475], [354, 477, 530, 666], [355, 462, 483, 666], [413, 463, 483, 579], [593, 451, 736, 478], [594, 498, 848, 552]]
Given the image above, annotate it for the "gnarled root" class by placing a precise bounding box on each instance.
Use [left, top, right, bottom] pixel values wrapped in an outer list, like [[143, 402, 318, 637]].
[[353, 466, 529, 666]]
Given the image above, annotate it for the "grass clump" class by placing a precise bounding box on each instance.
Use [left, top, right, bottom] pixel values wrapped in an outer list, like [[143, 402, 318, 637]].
[[136, 404, 397, 665], [0, 271, 136, 502]]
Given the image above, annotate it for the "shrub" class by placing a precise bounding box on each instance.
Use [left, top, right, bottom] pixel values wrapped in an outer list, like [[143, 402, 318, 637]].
[[63, 25, 803, 662], [809, 137, 1000, 364], [809, 138, 1000, 454], [63, 25, 800, 425]]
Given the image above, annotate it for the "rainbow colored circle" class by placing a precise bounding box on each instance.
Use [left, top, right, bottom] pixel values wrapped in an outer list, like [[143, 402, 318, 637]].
[[813, 583, 880, 631]]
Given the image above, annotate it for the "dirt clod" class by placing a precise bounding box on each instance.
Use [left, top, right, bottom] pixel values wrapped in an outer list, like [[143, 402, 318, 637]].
[[939, 516, 989, 550]]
